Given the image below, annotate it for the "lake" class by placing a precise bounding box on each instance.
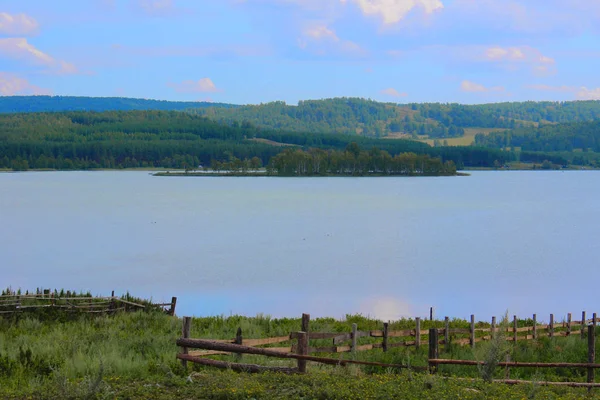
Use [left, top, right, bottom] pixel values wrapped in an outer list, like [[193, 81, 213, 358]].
[[1, 171, 598, 323]]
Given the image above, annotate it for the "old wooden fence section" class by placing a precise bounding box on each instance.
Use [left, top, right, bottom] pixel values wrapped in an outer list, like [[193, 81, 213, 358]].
[[176, 311, 600, 388], [0, 289, 177, 316]]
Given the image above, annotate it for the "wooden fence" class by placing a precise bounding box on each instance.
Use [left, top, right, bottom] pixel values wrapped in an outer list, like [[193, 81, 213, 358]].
[[0, 289, 177, 316], [175, 311, 600, 388]]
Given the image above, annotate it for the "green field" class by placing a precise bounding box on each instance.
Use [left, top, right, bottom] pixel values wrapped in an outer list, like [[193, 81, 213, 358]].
[[419, 128, 508, 146], [1, 306, 600, 399]]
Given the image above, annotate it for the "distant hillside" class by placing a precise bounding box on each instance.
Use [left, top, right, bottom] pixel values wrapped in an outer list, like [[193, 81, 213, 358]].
[[0, 110, 513, 171], [474, 120, 600, 153], [192, 98, 600, 139], [0, 96, 237, 113]]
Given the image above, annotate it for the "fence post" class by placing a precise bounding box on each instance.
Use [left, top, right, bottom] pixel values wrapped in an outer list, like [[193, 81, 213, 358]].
[[232, 327, 242, 361], [533, 314, 537, 340], [383, 322, 389, 353], [550, 314, 554, 338], [582, 311, 587, 339], [110, 290, 115, 313], [181, 316, 191, 369], [567, 313, 572, 336], [415, 318, 421, 350], [444, 316, 449, 347], [430, 307, 434, 321], [491, 316, 496, 336], [428, 328, 439, 374], [351, 323, 358, 356], [589, 324, 596, 388], [513, 315, 518, 343], [594, 313, 597, 328], [169, 297, 177, 316], [302, 313, 310, 343], [296, 331, 308, 373], [470, 314, 475, 348]]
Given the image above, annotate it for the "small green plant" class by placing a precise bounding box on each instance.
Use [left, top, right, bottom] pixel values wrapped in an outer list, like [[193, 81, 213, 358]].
[[477, 312, 511, 382]]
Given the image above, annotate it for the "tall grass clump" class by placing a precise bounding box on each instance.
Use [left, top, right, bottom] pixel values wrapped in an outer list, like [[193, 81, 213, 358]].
[[477, 312, 510, 382]]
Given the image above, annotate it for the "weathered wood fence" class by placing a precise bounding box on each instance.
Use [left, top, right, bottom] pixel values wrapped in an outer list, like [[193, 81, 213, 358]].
[[176, 314, 426, 374], [428, 325, 599, 388], [0, 289, 177, 316], [176, 310, 600, 388]]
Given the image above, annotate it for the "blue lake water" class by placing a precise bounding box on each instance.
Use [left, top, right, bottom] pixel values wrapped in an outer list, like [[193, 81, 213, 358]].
[[1, 171, 598, 322]]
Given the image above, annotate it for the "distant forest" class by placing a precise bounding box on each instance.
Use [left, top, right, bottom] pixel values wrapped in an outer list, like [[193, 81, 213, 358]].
[[193, 98, 600, 139], [475, 120, 600, 153], [3, 96, 599, 141], [0, 96, 237, 113], [0, 110, 517, 171]]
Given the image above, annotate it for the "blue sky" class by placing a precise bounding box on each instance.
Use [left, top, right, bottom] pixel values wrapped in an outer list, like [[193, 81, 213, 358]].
[[1, 0, 599, 104]]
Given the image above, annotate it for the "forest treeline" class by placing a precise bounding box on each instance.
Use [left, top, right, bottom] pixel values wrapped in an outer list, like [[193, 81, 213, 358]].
[[474, 120, 600, 154], [0, 110, 519, 171], [268, 144, 457, 176], [0, 96, 236, 113], [4, 96, 600, 141], [193, 98, 600, 139]]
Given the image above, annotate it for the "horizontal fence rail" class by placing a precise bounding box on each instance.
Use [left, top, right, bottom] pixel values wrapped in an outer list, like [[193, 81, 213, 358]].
[[0, 289, 177, 316], [176, 310, 600, 389]]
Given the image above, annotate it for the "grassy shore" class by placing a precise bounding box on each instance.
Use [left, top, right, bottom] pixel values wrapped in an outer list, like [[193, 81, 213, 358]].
[[1, 309, 599, 399]]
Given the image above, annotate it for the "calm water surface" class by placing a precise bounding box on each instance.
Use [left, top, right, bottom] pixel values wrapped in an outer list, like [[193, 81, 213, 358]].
[[1, 171, 598, 321]]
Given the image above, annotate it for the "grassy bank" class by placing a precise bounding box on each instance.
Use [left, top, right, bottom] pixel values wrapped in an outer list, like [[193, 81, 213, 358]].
[[1, 310, 599, 398]]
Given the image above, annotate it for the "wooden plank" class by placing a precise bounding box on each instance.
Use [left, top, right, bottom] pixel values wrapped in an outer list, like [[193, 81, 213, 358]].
[[333, 333, 352, 345], [589, 325, 595, 385], [116, 299, 146, 308], [415, 318, 421, 350], [582, 311, 586, 339], [446, 328, 471, 334], [176, 354, 298, 374], [470, 315, 475, 348], [444, 317, 450, 346], [242, 336, 291, 347], [188, 350, 231, 356], [181, 316, 191, 369], [175, 339, 427, 370], [430, 359, 600, 368], [387, 329, 415, 337], [429, 328, 439, 374], [297, 331, 308, 373], [355, 344, 374, 352], [382, 323, 388, 352], [351, 324, 358, 355], [294, 332, 339, 340]]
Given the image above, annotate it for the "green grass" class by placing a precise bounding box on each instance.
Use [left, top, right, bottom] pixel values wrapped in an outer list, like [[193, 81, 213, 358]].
[[418, 128, 508, 146], [1, 310, 599, 399]]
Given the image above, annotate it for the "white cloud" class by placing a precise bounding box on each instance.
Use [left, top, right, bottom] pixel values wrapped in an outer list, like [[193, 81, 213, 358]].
[[350, 0, 444, 25], [298, 22, 366, 56], [482, 46, 555, 75], [167, 78, 221, 93], [380, 87, 407, 97], [576, 87, 600, 100], [0, 72, 51, 96], [0, 38, 53, 64], [0, 38, 79, 75], [527, 84, 600, 100], [0, 12, 39, 36], [461, 80, 504, 93], [484, 46, 554, 64]]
